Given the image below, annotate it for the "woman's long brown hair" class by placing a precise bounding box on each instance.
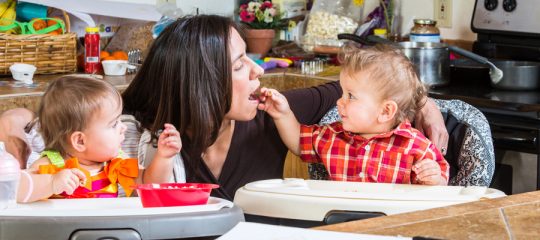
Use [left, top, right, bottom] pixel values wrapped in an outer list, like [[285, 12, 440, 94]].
[[122, 15, 238, 176]]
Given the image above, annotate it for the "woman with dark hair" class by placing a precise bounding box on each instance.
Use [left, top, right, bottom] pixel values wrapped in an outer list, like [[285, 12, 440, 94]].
[[120, 14, 449, 200]]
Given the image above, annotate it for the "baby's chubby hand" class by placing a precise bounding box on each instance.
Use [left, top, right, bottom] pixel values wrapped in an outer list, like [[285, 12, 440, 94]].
[[157, 123, 182, 159], [412, 159, 445, 185], [52, 168, 86, 195], [257, 87, 291, 120]]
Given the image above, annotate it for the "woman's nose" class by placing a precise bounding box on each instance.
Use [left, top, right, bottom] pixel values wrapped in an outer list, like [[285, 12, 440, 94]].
[[249, 59, 264, 80]]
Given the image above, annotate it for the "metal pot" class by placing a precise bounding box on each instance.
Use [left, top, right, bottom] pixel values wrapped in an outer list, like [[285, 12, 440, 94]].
[[337, 34, 505, 87], [452, 59, 540, 90], [398, 41, 450, 87]]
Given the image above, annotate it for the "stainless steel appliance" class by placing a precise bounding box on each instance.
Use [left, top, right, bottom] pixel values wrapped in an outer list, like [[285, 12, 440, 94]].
[[472, 0, 540, 61], [468, 0, 540, 191]]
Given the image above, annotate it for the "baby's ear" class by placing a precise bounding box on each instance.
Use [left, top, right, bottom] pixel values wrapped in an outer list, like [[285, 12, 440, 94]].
[[378, 100, 398, 123], [70, 131, 86, 153]]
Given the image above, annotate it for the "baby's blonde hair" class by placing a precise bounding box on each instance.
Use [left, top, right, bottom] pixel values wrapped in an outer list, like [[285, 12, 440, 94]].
[[339, 44, 427, 126], [38, 75, 122, 156]]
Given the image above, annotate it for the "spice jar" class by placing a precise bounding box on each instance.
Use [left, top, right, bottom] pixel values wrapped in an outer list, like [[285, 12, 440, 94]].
[[410, 19, 440, 43]]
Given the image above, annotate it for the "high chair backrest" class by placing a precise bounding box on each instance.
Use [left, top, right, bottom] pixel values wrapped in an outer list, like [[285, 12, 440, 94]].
[[309, 99, 495, 186]]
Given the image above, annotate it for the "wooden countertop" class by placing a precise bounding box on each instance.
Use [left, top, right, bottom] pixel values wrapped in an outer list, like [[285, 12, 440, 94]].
[[315, 190, 540, 239], [0, 74, 135, 99]]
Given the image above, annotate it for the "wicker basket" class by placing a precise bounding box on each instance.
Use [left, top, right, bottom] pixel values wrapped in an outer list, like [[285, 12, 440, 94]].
[[0, 11, 77, 75]]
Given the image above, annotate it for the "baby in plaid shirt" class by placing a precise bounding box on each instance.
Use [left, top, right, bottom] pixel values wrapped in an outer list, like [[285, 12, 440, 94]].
[[259, 44, 449, 185]]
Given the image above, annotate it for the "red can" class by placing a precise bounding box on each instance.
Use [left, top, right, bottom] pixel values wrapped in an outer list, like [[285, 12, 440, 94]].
[[84, 26, 100, 74]]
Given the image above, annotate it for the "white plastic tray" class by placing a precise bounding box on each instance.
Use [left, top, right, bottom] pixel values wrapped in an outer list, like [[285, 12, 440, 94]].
[[0, 197, 233, 217], [234, 179, 506, 221]]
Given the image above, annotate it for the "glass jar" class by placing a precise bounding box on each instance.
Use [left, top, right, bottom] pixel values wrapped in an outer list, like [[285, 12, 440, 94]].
[[410, 19, 440, 43]]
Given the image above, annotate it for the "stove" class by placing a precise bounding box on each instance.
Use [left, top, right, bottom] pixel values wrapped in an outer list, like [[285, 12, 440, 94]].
[[456, 0, 540, 192], [471, 0, 540, 61]]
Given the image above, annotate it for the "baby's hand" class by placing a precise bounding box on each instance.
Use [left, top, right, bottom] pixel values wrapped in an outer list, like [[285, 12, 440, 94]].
[[412, 159, 445, 185], [257, 87, 291, 120], [52, 168, 86, 195], [157, 123, 182, 159]]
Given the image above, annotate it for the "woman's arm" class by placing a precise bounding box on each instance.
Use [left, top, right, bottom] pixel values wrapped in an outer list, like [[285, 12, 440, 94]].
[[415, 98, 449, 152]]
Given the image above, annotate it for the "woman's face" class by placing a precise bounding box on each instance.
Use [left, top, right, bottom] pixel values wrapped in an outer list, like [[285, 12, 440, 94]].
[[224, 29, 264, 121]]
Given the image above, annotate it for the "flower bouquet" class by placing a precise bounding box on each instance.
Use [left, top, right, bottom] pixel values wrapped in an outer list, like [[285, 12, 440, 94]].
[[238, 0, 283, 56], [239, 0, 281, 29]]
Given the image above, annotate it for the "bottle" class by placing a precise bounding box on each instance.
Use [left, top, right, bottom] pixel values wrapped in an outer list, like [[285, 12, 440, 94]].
[[84, 26, 101, 74], [373, 28, 388, 39], [410, 19, 440, 43], [0, 142, 20, 210]]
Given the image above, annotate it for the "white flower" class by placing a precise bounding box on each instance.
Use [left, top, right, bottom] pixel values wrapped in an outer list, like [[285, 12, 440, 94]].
[[264, 9, 273, 23], [248, 2, 261, 12]]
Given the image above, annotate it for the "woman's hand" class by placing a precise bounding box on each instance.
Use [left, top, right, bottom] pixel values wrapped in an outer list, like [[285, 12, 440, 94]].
[[413, 159, 446, 185], [156, 123, 182, 159], [257, 87, 292, 120], [52, 168, 86, 195], [415, 98, 449, 155]]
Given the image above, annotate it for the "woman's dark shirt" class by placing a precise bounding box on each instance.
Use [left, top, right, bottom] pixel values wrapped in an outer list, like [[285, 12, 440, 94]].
[[187, 81, 342, 200]]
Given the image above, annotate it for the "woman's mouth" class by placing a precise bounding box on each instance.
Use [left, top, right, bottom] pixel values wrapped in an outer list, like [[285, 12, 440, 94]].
[[249, 86, 263, 102]]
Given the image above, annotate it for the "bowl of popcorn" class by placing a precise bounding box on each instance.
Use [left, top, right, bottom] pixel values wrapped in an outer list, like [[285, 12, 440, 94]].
[[135, 183, 219, 207]]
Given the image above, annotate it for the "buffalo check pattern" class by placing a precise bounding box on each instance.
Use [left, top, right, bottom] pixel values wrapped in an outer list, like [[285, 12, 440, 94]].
[[300, 121, 449, 184]]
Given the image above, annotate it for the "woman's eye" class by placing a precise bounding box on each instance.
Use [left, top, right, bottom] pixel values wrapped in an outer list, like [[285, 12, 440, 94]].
[[112, 120, 119, 128], [348, 93, 356, 100], [234, 63, 244, 71]]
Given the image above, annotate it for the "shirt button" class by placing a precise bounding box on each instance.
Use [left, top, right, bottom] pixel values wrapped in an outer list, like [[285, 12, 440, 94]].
[[364, 145, 370, 151]]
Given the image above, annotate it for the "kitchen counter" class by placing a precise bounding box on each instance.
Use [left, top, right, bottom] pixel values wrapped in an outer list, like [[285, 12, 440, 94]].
[[315, 190, 540, 239], [0, 67, 341, 113]]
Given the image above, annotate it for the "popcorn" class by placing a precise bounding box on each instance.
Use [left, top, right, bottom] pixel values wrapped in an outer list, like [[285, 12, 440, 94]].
[[303, 11, 359, 48]]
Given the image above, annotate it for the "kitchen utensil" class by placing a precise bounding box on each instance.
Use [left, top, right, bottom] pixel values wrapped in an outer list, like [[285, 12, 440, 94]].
[[452, 59, 540, 90], [127, 49, 141, 74], [364, 35, 451, 86], [135, 183, 219, 207], [447, 45, 503, 84]]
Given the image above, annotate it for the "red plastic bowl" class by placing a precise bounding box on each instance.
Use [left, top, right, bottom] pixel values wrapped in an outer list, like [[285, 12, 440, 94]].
[[135, 183, 219, 208]]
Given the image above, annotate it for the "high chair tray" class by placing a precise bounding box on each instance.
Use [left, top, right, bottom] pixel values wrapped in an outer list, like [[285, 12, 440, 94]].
[[0, 197, 244, 239], [233, 179, 506, 221]]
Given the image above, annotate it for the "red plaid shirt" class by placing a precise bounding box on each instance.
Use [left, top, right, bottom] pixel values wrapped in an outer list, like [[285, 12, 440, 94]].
[[300, 121, 449, 184]]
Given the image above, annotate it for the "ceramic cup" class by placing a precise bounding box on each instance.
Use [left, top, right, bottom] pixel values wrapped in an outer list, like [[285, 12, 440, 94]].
[[101, 60, 136, 76], [9, 63, 36, 84]]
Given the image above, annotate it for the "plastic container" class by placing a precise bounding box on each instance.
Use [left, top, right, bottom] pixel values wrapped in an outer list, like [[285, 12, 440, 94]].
[[0, 142, 20, 210], [101, 60, 135, 76], [135, 183, 219, 208], [9, 63, 36, 84], [301, 0, 363, 51], [373, 28, 388, 39], [84, 26, 101, 74]]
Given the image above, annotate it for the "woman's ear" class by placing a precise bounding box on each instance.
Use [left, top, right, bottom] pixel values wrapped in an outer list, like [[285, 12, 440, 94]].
[[378, 100, 398, 123], [70, 131, 87, 153]]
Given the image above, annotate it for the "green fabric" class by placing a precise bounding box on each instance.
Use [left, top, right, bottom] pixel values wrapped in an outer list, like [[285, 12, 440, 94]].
[[40, 150, 65, 168]]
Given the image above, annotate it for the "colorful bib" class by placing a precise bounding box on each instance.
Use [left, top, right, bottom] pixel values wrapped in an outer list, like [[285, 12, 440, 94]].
[[38, 150, 139, 198]]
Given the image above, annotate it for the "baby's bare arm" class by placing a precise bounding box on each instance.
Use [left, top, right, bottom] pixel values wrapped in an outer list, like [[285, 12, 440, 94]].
[[258, 88, 301, 155]]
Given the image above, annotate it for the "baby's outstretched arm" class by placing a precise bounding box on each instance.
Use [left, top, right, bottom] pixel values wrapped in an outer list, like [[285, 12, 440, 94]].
[[142, 123, 181, 183], [258, 87, 301, 155]]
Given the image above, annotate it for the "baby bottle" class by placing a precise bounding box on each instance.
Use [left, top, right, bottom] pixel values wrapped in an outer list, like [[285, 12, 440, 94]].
[[0, 141, 20, 210]]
